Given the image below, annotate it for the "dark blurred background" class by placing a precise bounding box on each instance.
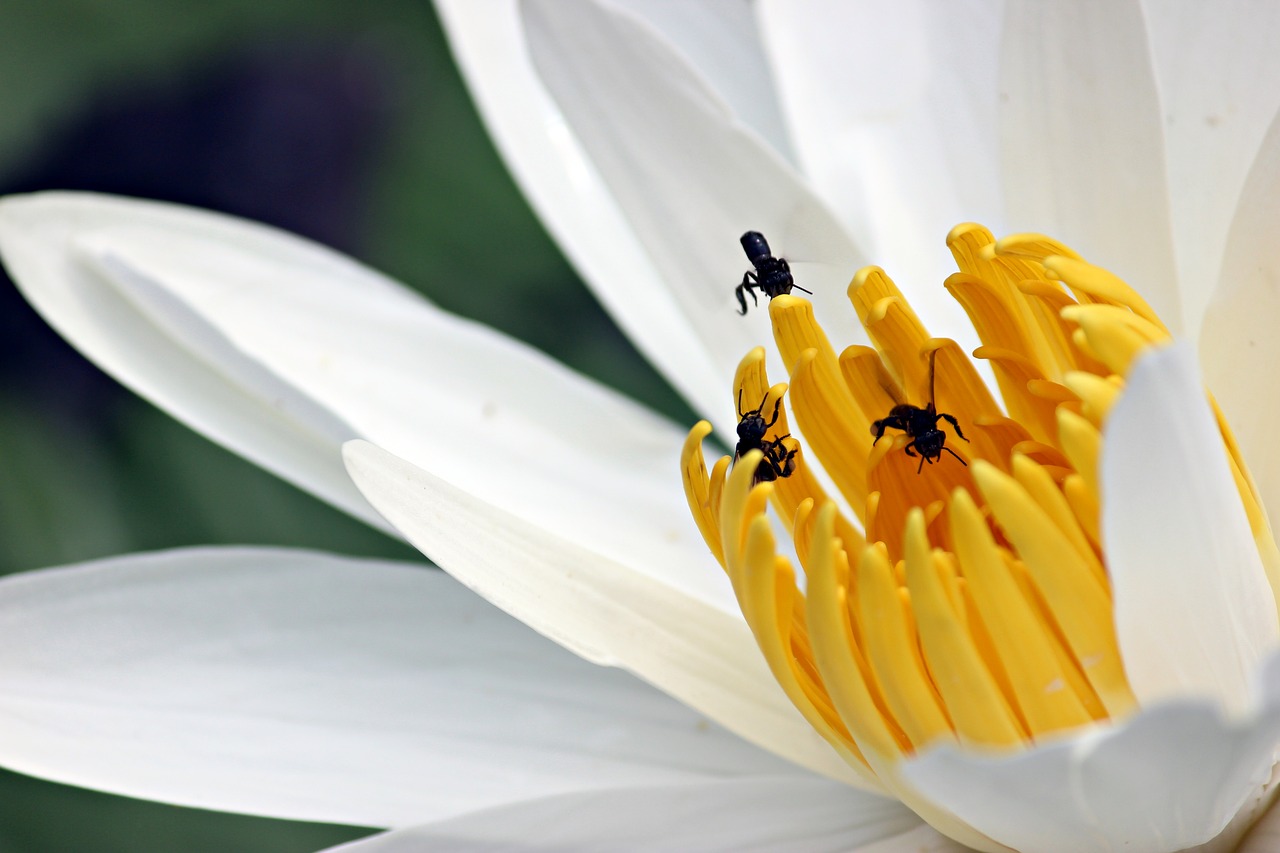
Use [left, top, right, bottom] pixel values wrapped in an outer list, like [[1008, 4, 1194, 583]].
[[0, 1, 689, 849]]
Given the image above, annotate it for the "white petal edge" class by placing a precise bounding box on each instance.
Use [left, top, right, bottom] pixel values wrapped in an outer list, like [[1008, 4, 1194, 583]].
[[0, 192, 737, 614], [520, 0, 869, 437], [999, 0, 1183, 335], [1202, 106, 1280, 538], [0, 192, 383, 531], [433, 0, 725, 424], [324, 776, 933, 853], [1236, 713, 1280, 853], [904, 676, 1280, 853], [758, 0, 1005, 341], [1140, 1, 1280, 339], [341, 439, 869, 790], [1103, 341, 1279, 714], [0, 547, 790, 828]]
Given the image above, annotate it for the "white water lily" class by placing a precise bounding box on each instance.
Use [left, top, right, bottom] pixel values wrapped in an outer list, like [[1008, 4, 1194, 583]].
[[4, 1, 1280, 850]]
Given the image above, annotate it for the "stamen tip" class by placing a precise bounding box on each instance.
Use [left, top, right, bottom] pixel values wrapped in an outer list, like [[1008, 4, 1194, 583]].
[[738, 347, 766, 368], [849, 265, 885, 295], [768, 294, 806, 313], [969, 458, 1002, 489], [946, 222, 988, 244]]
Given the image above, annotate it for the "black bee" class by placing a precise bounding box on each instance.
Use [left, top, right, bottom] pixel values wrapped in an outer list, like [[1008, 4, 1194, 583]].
[[870, 349, 970, 474], [734, 389, 798, 483], [735, 231, 811, 314]]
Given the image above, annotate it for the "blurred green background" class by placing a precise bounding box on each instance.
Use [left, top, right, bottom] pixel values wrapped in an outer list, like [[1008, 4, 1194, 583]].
[[0, 1, 691, 849]]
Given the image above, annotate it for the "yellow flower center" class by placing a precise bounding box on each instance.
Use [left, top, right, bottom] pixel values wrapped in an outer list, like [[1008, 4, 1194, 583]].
[[679, 224, 1280, 796]]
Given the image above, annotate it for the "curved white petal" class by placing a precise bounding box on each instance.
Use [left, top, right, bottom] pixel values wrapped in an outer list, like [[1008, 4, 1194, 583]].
[[0, 547, 786, 828], [325, 777, 926, 853], [1141, 0, 1280, 339], [1201, 107, 1280, 536], [611, 0, 796, 165], [0, 193, 382, 531], [0, 192, 733, 613], [1103, 342, 1279, 713], [342, 439, 866, 789], [433, 0, 724, 421], [521, 0, 868, 436], [903, 695, 1280, 853], [759, 0, 1004, 341], [999, 0, 1183, 334]]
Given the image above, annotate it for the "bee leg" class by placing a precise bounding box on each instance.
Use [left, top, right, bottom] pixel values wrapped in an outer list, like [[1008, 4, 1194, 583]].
[[780, 447, 798, 478], [763, 395, 782, 430], [939, 412, 969, 442], [737, 273, 759, 315]]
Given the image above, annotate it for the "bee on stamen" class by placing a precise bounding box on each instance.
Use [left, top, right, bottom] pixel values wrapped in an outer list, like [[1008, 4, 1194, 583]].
[[735, 231, 811, 315], [870, 349, 970, 474], [734, 388, 798, 484]]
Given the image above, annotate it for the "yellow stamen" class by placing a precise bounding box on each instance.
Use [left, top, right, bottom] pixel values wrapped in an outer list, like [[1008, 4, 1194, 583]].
[[949, 487, 1094, 733], [678, 227, 1272, 788], [849, 268, 931, 389], [1056, 408, 1103, 503], [680, 420, 724, 568], [903, 508, 1025, 746], [858, 542, 954, 749]]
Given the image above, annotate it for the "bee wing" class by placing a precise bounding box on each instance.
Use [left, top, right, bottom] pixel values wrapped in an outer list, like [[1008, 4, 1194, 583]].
[[765, 210, 869, 311], [884, 378, 908, 408]]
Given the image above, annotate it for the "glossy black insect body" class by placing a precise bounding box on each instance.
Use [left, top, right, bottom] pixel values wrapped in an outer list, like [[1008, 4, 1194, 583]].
[[735, 231, 811, 314], [870, 350, 970, 474], [734, 389, 798, 484]]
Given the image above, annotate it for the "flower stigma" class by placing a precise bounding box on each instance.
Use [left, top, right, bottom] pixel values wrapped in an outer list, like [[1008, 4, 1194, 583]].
[[680, 224, 1280, 798]]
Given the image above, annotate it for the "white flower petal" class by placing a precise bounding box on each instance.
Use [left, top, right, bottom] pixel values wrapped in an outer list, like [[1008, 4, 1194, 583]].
[[1142, 2, 1280, 338], [342, 439, 867, 789], [903, 698, 1280, 853], [324, 777, 924, 853], [0, 193, 383, 531], [759, 0, 1005, 335], [0, 547, 785, 828], [1104, 342, 1279, 713], [1235, 756, 1280, 853], [433, 0, 725, 421], [521, 0, 867, 435], [0, 192, 731, 612], [1240, 805, 1280, 853], [999, 1, 1183, 334], [1201, 107, 1280, 534], [611, 0, 796, 165]]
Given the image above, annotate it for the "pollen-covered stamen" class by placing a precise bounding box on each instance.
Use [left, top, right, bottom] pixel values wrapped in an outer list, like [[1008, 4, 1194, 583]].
[[680, 226, 1280, 788]]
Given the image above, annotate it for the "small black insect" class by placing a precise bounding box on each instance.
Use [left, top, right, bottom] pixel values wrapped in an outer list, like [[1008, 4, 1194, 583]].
[[870, 350, 970, 474], [734, 389, 798, 484], [736, 231, 811, 315]]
